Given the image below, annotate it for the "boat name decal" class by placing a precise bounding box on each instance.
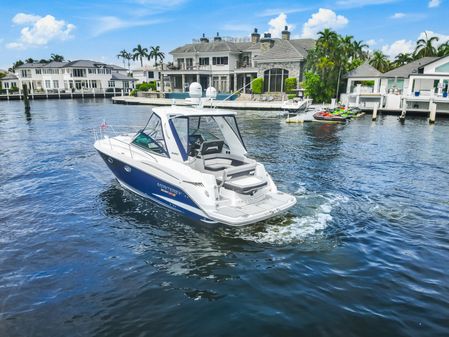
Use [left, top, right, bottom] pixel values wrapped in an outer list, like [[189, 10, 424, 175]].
[[157, 182, 178, 197]]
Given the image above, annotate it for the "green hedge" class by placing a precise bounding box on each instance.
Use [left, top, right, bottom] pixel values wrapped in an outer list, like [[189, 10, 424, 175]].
[[136, 81, 157, 91], [251, 77, 264, 94], [287, 94, 297, 100], [284, 77, 297, 94]]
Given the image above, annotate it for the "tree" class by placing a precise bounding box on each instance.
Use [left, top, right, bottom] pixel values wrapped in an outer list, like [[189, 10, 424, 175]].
[[50, 54, 65, 62], [352, 40, 369, 60], [369, 51, 391, 73], [132, 44, 148, 67], [117, 49, 128, 68], [148, 46, 165, 67], [25, 58, 35, 64], [9, 60, 24, 72], [414, 32, 439, 58], [39, 59, 50, 64], [437, 41, 449, 57], [394, 53, 413, 67], [251, 77, 264, 94], [301, 72, 333, 103]]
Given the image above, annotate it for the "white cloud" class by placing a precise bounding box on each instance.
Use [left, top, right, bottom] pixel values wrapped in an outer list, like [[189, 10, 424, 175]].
[[366, 39, 377, 46], [381, 30, 449, 59], [268, 13, 295, 38], [301, 8, 348, 38], [391, 12, 405, 19], [428, 0, 441, 8], [7, 13, 75, 49], [12, 13, 41, 25], [418, 31, 449, 46], [93, 16, 163, 37], [381, 39, 414, 58]]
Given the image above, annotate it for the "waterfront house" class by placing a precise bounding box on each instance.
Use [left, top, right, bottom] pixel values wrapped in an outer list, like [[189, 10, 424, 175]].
[[0, 73, 19, 91], [342, 55, 449, 113], [13, 60, 135, 94], [162, 27, 314, 94]]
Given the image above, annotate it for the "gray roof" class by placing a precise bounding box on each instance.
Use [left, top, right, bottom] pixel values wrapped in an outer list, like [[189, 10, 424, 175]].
[[345, 62, 382, 78], [170, 38, 315, 63], [16, 59, 121, 70], [65, 60, 108, 68], [16, 63, 47, 68], [111, 73, 136, 81], [171, 40, 245, 53], [382, 57, 440, 78], [1, 73, 18, 80], [255, 38, 314, 62]]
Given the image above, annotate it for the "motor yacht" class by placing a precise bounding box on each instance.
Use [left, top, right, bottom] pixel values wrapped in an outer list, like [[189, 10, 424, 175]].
[[94, 83, 296, 226]]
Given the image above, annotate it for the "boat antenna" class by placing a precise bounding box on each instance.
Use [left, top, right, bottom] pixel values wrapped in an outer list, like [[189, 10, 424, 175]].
[[213, 78, 259, 109]]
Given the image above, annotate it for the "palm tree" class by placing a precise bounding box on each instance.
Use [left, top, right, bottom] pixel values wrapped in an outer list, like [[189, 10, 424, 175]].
[[148, 46, 165, 67], [414, 32, 439, 58], [352, 40, 369, 60], [437, 41, 449, 57], [117, 49, 128, 68], [369, 51, 390, 73], [394, 53, 413, 67], [124, 51, 132, 72], [317, 28, 338, 56], [25, 58, 34, 64], [132, 44, 148, 67], [50, 54, 65, 62]]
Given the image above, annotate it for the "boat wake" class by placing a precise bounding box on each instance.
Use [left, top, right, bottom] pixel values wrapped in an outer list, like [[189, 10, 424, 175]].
[[230, 190, 348, 245]]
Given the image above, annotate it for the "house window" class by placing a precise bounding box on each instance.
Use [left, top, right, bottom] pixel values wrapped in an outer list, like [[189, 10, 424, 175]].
[[186, 58, 193, 68], [45, 80, 51, 89], [212, 57, 228, 65], [11, 82, 16, 88], [199, 57, 209, 66], [73, 69, 86, 77], [108, 81, 115, 87], [148, 71, 154, 78], [263, 68, 289, 92], [35, 69, 42, 74], [88, 68, 96, 74], [53, 80, 59, 89], [4, 82, 9, 89], [91, 80, 97, 88], [21, 70, 31, 78]]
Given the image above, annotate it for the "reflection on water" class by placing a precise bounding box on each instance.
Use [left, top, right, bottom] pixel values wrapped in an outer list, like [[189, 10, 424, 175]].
[[1, 99, 449, 337]]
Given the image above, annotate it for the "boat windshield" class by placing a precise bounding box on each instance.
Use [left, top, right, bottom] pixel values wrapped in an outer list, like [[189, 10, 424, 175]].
[[132, 113, 168, 156], [170, 115, 245, 158]]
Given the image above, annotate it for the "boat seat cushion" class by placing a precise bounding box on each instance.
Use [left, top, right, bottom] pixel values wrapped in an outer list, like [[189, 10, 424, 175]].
[[218, 176, 267, 195]]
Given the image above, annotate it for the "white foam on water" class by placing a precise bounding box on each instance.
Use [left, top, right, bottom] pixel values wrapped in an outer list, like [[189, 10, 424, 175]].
[[235, 193, 349, 245]]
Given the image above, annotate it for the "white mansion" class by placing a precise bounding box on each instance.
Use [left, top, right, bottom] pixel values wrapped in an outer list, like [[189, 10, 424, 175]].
[[1, 60, 135, 93], [161, 27, 315, 93]]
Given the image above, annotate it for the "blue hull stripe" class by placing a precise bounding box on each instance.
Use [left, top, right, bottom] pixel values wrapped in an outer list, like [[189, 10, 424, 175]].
[[98, 151, 215, 223]]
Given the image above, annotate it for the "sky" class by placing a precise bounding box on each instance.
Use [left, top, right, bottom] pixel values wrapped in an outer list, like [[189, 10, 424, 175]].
[[0, 0, 447, 70]]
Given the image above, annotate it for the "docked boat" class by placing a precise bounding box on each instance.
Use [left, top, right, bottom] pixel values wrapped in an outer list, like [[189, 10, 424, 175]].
[[313, 110, 347, 123], [281, 98, 312, 113], [94, 84, 296, 226]]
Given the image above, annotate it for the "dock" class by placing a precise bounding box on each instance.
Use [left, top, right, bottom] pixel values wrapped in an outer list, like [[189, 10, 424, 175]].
[[112, 96, 287, 110]]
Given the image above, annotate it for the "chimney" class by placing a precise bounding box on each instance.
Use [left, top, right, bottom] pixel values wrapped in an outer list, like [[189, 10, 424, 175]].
[[200, 33, 209, 43], [214, 32, 222, 42], [282, 26, 290, 40], [260, 32, 274, 51], [251, 28, 260, 44]]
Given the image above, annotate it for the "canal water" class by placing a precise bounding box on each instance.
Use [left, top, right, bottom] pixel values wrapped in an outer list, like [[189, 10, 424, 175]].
[[0, 99, 448, 337]]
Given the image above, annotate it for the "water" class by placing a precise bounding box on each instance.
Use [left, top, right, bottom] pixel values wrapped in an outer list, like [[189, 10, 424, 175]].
[[1, 99, 449, 337]]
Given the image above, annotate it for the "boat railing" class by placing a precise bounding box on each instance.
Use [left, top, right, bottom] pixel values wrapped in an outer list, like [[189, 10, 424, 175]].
[[93, 125, 159, 163]]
